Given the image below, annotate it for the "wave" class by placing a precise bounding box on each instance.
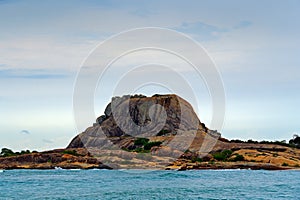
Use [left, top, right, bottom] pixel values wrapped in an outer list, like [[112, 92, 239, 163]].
[[208, 168, 252, 171], [54, 167, 63, 170]]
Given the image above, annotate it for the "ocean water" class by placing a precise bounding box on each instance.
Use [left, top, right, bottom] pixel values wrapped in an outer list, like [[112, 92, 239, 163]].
[[0, 169, 299, 199]]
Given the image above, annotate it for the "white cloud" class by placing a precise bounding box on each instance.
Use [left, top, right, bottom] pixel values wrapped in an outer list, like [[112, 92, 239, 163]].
[[20, 130, 30, 134], [0, 36, 97, 72]]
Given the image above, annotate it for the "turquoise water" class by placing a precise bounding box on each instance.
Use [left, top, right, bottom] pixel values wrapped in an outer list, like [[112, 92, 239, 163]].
[[0, 169, 299, 199]]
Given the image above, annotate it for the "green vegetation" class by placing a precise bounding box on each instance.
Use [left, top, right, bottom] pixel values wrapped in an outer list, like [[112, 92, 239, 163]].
[[144, 141, 162, 150], [282, 162, 289, 166], [208, 160, 215, 165], [191, 156, 202, 163], [289, 134, 300, 148], [123, 138, 162, 153], [134, 138, 149, 146], [213, 150, 245, 162], [157, 129, 171, 136], [184, 149, 191, 153], [61, 150, 80, 156], [0, 148, 14, 157], [0, 148, 33, 157], [213, 150, 233, 161], [230, 135, 300, 149], [231, 154, 245, 162]]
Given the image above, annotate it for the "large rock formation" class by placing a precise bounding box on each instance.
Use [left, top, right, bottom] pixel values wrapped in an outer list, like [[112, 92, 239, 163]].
[[68, 94, 208, 149], [1, 94, 300, 170]]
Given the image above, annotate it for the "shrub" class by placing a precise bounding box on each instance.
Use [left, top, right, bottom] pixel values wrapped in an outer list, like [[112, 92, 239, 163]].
[[232, 154, 245, 162], [247, 139, 258, 144], [209, 160, 215, 165], [128, 138, 163, 152], [213, 150, 233, 161], [157, 129, 171, 136], [0, 148, 31, 157], [222, 150, 233, 157], [134, 138, 149, 146], [282, 163, 289, 166], [289, 134, 300, 148], [185, 149, 191, 153], [213, 152, 226, 161], [230, 138, 297, 148], [191, 156, 202, 163], [144, 141, 162, 150], [230, 139, 244, 143], [1, 148, 15, 157], [20, 150, 31, 155]]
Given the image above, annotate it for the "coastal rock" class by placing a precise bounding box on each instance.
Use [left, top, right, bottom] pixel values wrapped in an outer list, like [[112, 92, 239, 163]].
[[0, 149, 110, 170]]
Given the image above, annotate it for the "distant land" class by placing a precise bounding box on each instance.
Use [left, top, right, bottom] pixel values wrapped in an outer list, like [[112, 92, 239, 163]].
[[1, 94, 300, 170]]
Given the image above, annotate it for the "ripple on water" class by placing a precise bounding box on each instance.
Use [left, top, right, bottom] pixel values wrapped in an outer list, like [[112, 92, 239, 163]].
[[0, 170, 299, 199]]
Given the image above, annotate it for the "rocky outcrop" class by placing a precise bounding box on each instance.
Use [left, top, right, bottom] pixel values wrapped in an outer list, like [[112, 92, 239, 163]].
[[0, 148, 112, 169], [1, 144, 299, 170], [68, 94, 205, 149]]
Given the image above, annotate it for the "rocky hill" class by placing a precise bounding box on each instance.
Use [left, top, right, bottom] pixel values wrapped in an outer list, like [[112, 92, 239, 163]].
[[1, 94, 300, 170], [68, 94, 206, 149]]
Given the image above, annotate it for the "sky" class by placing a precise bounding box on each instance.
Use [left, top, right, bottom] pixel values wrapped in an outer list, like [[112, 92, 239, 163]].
[[1, 0, 300, 151]]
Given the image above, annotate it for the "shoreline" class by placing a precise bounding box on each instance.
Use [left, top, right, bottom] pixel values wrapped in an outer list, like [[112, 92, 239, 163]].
[[1, 143, 299, 171], [0, 167, 298, 171], [0, 160, 296, 171]]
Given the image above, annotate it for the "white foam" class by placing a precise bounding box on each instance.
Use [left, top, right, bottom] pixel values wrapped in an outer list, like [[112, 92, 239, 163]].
[[54, 167, 63, 170], [69, 169, 81, 171]]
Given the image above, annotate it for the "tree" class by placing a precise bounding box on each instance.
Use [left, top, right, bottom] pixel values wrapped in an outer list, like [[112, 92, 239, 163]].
[[293, 134, 299, 139], [1, 148, 15, 157], [289, 134, 300, 148]]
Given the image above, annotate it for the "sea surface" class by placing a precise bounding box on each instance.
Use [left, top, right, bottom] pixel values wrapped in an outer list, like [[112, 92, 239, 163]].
[[0, 169, 299, 199]]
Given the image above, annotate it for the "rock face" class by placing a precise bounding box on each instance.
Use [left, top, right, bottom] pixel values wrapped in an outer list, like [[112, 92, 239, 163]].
[[68, 94, 205, 149]]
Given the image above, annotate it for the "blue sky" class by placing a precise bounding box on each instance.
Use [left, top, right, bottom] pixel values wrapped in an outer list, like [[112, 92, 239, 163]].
[[1, 0, 300, 151]]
